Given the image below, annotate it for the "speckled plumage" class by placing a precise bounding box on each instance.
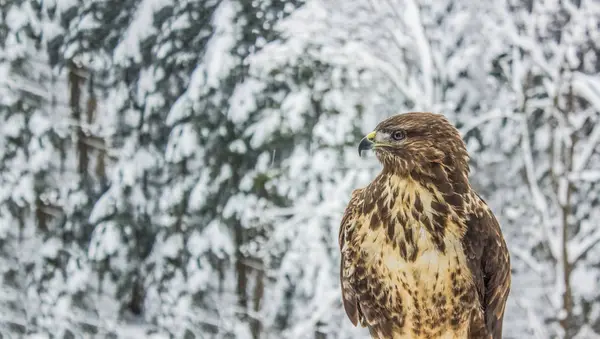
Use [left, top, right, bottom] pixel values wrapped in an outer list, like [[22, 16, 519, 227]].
[[339, 112, 511, 339]]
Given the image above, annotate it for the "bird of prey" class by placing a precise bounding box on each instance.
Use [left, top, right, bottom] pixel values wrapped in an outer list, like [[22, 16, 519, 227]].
[[338, 112, 511, 339]]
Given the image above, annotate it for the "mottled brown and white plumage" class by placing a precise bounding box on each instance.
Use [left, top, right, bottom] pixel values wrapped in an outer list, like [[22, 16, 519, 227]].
[[339, 112, 511, 339]]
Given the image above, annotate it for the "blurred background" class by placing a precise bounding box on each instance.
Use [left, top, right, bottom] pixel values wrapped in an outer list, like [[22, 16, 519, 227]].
[[1, 0, 600, 338]]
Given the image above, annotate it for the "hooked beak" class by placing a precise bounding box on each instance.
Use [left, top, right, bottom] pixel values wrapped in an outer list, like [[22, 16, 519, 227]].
[[358, 131, 376, 157]]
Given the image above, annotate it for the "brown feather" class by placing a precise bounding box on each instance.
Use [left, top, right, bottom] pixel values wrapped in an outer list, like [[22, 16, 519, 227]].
[[463, 193, 511, 339], [339, 188, 364, 326]]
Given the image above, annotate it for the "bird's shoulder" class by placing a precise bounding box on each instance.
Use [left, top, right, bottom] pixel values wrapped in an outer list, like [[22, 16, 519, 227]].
[[338, 188, 365, 247], [462, 191, 506, 250]]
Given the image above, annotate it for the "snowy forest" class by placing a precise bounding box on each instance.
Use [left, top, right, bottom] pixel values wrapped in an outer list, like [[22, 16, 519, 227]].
[[1, 0, 600, 338]]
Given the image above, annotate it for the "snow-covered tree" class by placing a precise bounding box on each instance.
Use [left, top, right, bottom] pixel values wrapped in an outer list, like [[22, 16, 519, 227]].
[[477, 0, 600, 337], [0, 0, 108, 336], [86, 0, 211, 332], [148, 0, 313, 337], [0, 1, 39, 335]]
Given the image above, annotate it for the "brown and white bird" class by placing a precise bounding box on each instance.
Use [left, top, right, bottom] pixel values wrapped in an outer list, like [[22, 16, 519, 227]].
[[338, 112, 511, 339]]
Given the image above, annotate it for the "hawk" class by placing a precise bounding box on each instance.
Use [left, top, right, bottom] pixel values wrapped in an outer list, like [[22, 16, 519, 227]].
[[338, 112, 511, 339]]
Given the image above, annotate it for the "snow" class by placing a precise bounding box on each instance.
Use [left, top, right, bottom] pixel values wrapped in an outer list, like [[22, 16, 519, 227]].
[[77, 13, 101, 30], [165, 95, 193, 126], [112, 145, 160, 186], [228, 139, 247, 153], [187, 221, 234, 259], [113, 0, 170, 64], [2, 114, 24, 139], [66, 255, 91, 293], [11, 174, 35, 206], [160, 234, 184, 259], [88, 192, 117, 224], [280, 89, 311, 132], [27, 112, 52, 136], [201, 0, 238, 89], [40, 238, 62, 258], [188, 171, 211, 211], [247, 111, 280, 148], [88, 222, 121, 260], [165, 123, 200, 163], [228, 78, 265, 124]]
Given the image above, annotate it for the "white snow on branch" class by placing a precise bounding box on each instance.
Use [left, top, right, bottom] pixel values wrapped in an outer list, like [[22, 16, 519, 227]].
[[572, 72, 600, 172]]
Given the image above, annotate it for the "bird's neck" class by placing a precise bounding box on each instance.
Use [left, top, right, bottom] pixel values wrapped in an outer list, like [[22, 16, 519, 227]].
[[376, 164, 471, 217], [366, 171, 469, 256]]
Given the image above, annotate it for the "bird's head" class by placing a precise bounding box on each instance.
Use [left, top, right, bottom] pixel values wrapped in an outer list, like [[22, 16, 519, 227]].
[[358, 112, 470, 177]]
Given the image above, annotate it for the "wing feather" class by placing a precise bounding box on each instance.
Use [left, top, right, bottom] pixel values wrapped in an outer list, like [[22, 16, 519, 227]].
[[339, 188, 364, 326], [481, 211, 511, 339], [465, 194, 511, 339]]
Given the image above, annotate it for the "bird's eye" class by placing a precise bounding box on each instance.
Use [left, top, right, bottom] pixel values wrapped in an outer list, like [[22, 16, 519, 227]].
[[391, 130, 406, 141]]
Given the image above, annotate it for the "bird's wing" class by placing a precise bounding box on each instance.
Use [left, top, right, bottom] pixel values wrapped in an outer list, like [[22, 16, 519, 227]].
[[464, 193, 511, 339], [339, 188, 364, 326]]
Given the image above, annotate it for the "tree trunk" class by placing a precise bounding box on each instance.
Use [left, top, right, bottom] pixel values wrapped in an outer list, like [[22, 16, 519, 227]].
[[559, 82, 576, 339], [251, 268, 264, 339], [68, 61, 88, 176]]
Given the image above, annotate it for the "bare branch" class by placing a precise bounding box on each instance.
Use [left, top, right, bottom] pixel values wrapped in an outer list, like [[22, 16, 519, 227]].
[[567, 170, 600, 182], [518, 75, 559, 259], [569, 229, 600, 264], [572, 72, 600, 172], [401, 0, 434, 105], [516, 299, 550, 339], [510, 246, 544, 275], [458, 109, 521, 135]]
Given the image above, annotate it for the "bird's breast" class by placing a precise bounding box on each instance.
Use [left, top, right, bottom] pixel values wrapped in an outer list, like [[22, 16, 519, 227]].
[[359, 219, 473, 296], [349, 214, 478, 337]]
